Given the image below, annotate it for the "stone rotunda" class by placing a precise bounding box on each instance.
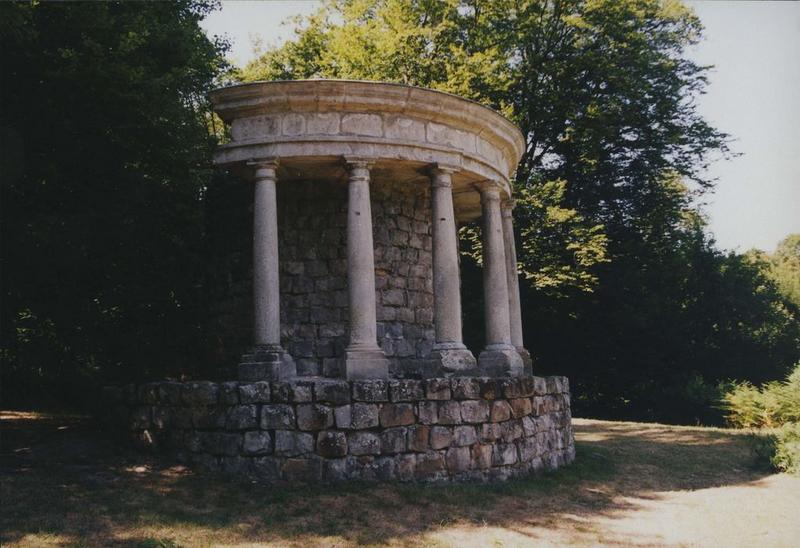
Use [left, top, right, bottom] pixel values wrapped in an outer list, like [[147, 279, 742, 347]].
[[210, 79, 532, 382], [110, 80, 574, 483]]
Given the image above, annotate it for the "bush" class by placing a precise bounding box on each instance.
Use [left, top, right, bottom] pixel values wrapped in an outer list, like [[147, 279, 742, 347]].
[[722, 363, 800, 474]]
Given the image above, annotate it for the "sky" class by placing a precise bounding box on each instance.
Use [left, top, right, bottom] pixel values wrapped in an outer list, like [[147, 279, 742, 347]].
[[201, 0, 799, 253]]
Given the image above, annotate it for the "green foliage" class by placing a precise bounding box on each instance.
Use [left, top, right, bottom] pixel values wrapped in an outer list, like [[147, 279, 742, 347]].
[[749, 234, 800, 309], [721, 363, 800, 429], [0, 1, 228, 408]]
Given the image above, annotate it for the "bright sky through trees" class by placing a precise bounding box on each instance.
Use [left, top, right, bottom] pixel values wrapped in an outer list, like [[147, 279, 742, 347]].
[[201, 0, 799, 253]]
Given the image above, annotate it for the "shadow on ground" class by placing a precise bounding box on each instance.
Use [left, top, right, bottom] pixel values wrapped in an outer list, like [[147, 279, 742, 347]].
[[0, 412, 783, 546]]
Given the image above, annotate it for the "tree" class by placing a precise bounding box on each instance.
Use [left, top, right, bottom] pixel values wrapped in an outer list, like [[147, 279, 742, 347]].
[[239, 0, 800, 423], [0, 1, 228, 408]]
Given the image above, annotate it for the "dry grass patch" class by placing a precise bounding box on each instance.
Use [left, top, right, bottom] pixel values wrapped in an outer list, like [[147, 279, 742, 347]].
[[2, 412, 798, 546]]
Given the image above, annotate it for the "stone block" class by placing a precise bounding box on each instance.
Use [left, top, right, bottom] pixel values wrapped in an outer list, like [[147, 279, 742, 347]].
[[407, 425, 430, 452], [182, 382, 218, 406], [479, 423, 502, 442], [389, 379, 425, 402], [384, 116, 425, 141], [296, 404, 334, 431], [414, 451, 446, 480], [348, 432, 381, 456], [273, 380, 314, 403], [451, 378, 481, 400], [274, 430, 314, 457], [380, 427, 407, 454], [418, 401, 438, 425], [316, 430, 348, 458], [379, 403, 415, 427], [243, 431, 273, 455], [478, 378, 501, 400], [396, 454, 417, 481], [220, 456, 252, 476], [341, 113, 383, 136], [375, 456, 397, 480], [261, 404, 296, 430], [200, 432, 241, 456], [219, 382, 240, 405], [333, 405, 352, 429], [282, 456, 323, 482], [501, 420, 524, 442], [516, 437, 537, 462], [239, 382, 271, 404], [192, 406, 227, 429], [425, 378, 451, 400], [252, 456, 281, 481], [350, 403, 379, 429], [509, 398, 533, 418], [446, 446, 471, 473], [430, 426, 453, 450], [306, 112, 340, 135], [492, 443, 518, 466], [533, 376, 547, 396], [460, 400, 490, 423], [352, 380, 389, 402], [226, 405, 258, 430], [324, 458, 350, 482], [437, 401, 462, 424], [471, 444, 493, 470], [452, 425, 478, 447], [490, 400, 512, 422], [521, 416, 537, 436]]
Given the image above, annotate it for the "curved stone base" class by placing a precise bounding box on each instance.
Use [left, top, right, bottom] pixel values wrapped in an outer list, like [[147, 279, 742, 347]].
[[103, 375, 574, 483]]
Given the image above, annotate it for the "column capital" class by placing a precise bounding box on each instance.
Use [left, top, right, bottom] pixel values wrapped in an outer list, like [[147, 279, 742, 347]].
[[476, 180, 503, 202], [247, 157, 279, 181], [501, 199, 516, 217], [342, 156, 374, 182], [428, 163, 460, 188]]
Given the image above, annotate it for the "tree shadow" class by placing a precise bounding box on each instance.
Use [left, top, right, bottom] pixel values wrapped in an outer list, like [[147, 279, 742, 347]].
[[1, 413, 784, 546]]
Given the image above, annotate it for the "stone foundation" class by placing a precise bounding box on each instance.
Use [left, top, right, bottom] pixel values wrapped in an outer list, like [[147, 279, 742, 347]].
[[104, 375, 574, 482]]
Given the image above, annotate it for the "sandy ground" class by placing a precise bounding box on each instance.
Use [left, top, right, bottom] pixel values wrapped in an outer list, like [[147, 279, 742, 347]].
[[2, 412, 798, 547]]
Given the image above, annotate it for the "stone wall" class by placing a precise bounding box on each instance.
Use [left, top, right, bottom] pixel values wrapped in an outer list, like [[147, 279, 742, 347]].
[[211, 178, 437, 379], [104, 375, 574, 483]]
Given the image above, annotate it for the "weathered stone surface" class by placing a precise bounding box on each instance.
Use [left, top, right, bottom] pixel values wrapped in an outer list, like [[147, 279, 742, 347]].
[[296, 404, 334, 431], [316, 430, 348, 457], [492, 443, 518, 466], [430, 426, 453, 450], [407, 425, 430, 452], [460, 400, 490, 423], [533, 376, 547, 396], [480, 423, 502, 442], [239, 382, 271, 404], [389, 379, 424, 402], [452, 425, 478, 447], [352, 380, 389, 402], [509, 398, 533, 418], [379, 403, 415, 427], [471, 444, 493, 469], [446, 446, 471, 473], [252, 456, 281, 480], [436, 401, 461, 424], [192, 406, 227, 429], [226, 405, 258, 430], [490, 400, 512, 422], [275, 430, 314, 457], [283, 456, 323, 481], [351, 403, 379, 429], [415, 451, 446, 479], [314, 379, 351, 405], [451, 378, 481, 400], [182, 382, 218, 406], [219, 382, 240, 405], [261, 404, 295, 430], [380, 427, 407, 454], [478, 378, 501, 400], [425, 378, 451, 400], [501, 420, 524, 442], [243, 431, 273, 455], [418, 401, 438, 425], [348, 432, 381, 456], [199, 432, 241, 456]]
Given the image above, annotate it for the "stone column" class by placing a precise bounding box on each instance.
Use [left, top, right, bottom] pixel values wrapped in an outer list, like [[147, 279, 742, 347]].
[[343, 158, 389, 379], [429, 165, 477, 374], [501, 201, 532, 374], [477, 183, 524, 376], [239, 158, 296, 381]]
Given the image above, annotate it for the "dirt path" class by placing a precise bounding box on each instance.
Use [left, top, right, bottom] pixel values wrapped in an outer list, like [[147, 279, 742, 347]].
[[2, 412, 798, 546]]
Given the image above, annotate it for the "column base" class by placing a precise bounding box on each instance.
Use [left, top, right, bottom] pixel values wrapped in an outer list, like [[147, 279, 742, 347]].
[[343, 345, 389, 380], [516, 347, 533, 376], [239, 344, 296, 381], [430, 343, 478, 376], [478, 344, 524, 377]]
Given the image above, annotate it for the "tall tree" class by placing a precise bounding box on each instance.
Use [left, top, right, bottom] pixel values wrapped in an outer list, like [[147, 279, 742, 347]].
[[0, 1, 228, 407]]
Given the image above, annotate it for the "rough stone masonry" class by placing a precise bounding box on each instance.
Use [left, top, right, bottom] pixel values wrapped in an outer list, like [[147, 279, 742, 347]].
[[106, 375, 574, 483]]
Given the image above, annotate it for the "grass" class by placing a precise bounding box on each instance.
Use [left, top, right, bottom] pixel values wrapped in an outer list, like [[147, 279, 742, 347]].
[[2, 411, 799, 546]]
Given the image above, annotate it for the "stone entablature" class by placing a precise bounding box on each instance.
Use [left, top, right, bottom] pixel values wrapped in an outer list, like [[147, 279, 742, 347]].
[[210, 80, 525, 211], [106, 375, 574, 483]]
